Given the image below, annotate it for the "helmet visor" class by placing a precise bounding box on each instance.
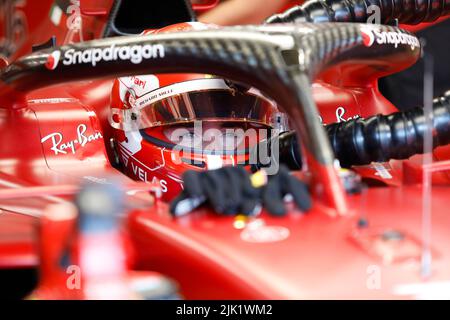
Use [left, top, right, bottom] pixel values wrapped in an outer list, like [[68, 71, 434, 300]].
[[111, 79, 276, 131]]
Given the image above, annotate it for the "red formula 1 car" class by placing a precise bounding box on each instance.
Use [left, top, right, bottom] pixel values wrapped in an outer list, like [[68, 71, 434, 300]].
[[0, 0, 450, 299]]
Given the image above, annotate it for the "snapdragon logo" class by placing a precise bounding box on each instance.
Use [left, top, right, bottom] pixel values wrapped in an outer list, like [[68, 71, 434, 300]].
[[361, 29, 375, 47], [46, 50, 61, 70], [53, 44, 165, 69], [361, 27, 420, 50]]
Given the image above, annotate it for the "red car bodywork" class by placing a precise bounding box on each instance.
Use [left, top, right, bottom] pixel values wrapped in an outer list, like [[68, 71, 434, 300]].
[[0, 0, 449, 299]]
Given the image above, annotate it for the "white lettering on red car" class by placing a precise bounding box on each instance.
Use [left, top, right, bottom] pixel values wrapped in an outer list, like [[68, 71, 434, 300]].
[[45, 44, 165, 70], [40, 124, 103, 155], [335, 106, 360, 123], [129, 76, 147, 89], [64, 44, 165, 66], [361, 27, 420, 50]]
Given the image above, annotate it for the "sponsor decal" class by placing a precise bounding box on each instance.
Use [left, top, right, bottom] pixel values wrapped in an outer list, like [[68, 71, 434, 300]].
[[45, 50, 61, 70], [317, 107, 360, 125], [83, 176, 111, 185], [129, 76, 147, 89], [130, 161, 168, 192], [241, 225, 290, 243], [118, 143, 168, 193], [28, 98, 77, 104], [53, 44, 165, 69], [361, 28, 375, 47], [335, 106, 360, 123], [372, 162, 393, 179], [41, 124, 103, 155], [361, 27, 420, 50], [118, 75, 159, 99], [240, 220, 290, 243], [136, 78, 228, 109]]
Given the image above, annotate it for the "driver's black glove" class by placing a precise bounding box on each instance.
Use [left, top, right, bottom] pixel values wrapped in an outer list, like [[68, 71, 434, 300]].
[[170, 166, 261, 217], [261, 165, 311, 216], [169, 165, 311, 217]]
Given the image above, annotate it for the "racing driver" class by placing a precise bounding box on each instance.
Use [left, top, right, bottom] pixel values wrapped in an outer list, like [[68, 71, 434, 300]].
[[109, 22, 287, 201]]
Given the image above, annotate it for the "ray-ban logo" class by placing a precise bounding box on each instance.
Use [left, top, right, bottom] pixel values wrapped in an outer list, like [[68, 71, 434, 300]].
[[41, 124, 103, 155]]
